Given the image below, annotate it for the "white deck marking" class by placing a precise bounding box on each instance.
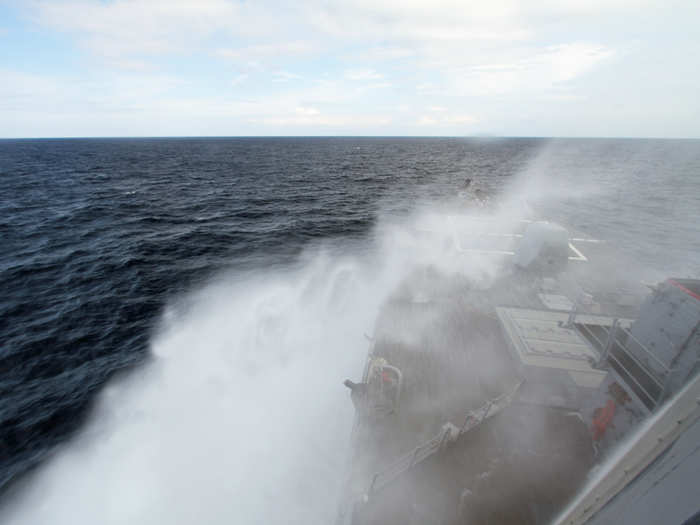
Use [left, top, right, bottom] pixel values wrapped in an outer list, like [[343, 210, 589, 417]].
[[568, 242, 588, 262]]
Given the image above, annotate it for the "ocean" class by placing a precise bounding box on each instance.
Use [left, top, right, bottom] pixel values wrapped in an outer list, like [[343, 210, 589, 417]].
[[1, 137, 699, 524]]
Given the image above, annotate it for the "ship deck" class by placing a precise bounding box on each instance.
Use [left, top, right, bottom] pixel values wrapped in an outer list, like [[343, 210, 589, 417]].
[[340, 221, 651, 524]]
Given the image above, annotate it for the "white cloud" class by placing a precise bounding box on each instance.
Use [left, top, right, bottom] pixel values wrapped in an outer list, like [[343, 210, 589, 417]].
[[272, 71, 302, 82], [446, 42, 615, 96], [416, 82, 437, 92], [295, 106, 320, 116], [359, 46, 416, 61], [5, 0, 699, 136], [230, 73, 249, 86], [215, 41, 314, 65], [250, 113, 391, 127], [444, 114, 478, 124], [418, 113, 478, 126], [30, 0, 655, 62], [533, 43, 615, 83], [0, 69, 182, 113], [34, 0, 233, 57], [365, 82, 392, 90], [32, 0, 300, 61], [344, 69, 383, 81]]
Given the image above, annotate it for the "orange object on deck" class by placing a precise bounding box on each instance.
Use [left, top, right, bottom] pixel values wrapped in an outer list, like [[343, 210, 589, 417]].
[[592, 399, 616, 440]]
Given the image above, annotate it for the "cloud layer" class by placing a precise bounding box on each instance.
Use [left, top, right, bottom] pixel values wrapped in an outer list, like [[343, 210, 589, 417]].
[[1, 0, 699, 137]]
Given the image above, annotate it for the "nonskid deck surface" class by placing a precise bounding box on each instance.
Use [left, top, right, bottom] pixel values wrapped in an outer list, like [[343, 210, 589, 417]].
[[356, 404, 594, 525], [339, 211, 678, 524], [347, 271, 519, 486]]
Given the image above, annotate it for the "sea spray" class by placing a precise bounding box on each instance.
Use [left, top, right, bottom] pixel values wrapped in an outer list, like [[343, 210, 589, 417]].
[[5, 139, 693, 523], [0, 198, 502, 525], [1, 251, 380, 524]]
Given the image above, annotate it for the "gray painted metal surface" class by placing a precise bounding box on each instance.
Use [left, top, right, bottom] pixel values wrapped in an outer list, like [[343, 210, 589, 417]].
[[552, 372, 700, 525], [582, 417, 700, 525], [629, 280, 700, 387], [495, 307, 630, 407]]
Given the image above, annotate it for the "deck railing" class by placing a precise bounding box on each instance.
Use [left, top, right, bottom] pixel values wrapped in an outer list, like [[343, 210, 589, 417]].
[[567, 304, 675, 410], [364, 380, 523, 498]]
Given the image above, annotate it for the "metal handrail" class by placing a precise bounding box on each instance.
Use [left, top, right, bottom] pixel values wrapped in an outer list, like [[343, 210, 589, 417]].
[[596, 318, 619, 367], [569, 306, 672, 378], [618, 325, 671, 373], [364, 381, 523, 497], [368, 431, 444, 493], [609, 331, 667, 388], [576, 322, 607, 351], [607, 353, 660, 409]]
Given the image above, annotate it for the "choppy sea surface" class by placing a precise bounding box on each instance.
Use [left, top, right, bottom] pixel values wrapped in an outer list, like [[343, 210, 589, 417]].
[[1, 137, 699, 524]]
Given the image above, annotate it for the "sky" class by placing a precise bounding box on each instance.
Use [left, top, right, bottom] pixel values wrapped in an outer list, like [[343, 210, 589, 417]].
[[1, 0, 699, 138]]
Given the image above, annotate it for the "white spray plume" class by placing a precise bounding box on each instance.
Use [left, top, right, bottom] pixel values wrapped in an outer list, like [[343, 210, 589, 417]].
[[4, 140, 692, 525], [0, 197, 524, 525]]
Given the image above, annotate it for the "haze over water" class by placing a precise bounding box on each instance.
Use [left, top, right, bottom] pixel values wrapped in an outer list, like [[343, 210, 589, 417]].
[[1, 137, 699, 524]]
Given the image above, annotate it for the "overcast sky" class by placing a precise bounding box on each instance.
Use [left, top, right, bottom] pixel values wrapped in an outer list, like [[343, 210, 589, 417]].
[[1, 0, 699, 138]]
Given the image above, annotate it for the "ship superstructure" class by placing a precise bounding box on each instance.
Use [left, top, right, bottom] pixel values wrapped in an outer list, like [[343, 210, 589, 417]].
[[336, 214, 700, 525]]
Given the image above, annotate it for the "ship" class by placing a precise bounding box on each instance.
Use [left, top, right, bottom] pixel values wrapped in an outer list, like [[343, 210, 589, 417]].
[[335, 209, 700, 525]]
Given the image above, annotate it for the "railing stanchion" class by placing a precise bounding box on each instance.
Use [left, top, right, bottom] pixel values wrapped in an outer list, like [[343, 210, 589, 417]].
[[598, 318, 619, 367], [369, 473, 378, 494], [566, 300, 578, 328]]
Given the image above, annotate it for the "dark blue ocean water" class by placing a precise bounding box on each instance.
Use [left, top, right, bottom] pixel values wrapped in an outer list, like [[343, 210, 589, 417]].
[[1, 137, 699, 503]]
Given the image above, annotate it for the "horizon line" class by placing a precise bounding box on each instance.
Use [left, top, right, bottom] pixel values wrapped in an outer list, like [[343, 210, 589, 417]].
[[2, 135, 700, 141]]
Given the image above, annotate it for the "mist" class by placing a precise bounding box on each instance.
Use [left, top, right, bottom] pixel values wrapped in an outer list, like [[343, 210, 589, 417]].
[[2, 139, 696, 524], [0, 191, 532, 525]]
